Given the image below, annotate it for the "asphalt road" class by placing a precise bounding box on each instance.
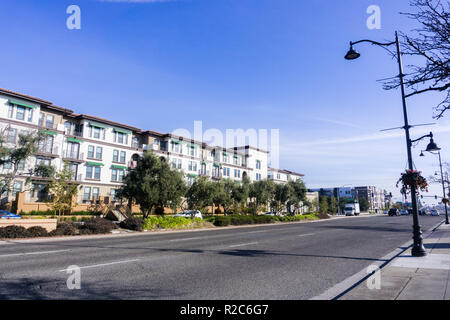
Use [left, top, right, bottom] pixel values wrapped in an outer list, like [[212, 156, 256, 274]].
[[0, 214, 443, 299]]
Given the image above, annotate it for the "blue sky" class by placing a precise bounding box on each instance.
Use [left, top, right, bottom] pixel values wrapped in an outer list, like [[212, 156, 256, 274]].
[[1, 0, 449, 203]]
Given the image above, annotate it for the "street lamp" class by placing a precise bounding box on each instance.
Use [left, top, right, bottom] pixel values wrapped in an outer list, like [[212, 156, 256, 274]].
[[419, 138, 449, 224], [345, 32, 427, 256]]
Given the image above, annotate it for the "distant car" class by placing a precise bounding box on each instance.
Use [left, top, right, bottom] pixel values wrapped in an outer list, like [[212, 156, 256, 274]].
[[0, 210, 21, 219], [419, 209, 427, 215], [264, 211, 279, 216], [388, 208, 400, 216], [430, 209, 440, 216], [174, 210, 203, 219], [383, 210, 388, 214], [400, 209, 409, 215]]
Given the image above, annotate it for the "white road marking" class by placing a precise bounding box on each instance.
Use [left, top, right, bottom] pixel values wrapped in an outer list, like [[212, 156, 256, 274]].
[[169, 236, 206, 242], [297, 233, 316, 237], [59, 259, 140, 272], [0, 249, 71, 258], [228, 242, 259, 248]]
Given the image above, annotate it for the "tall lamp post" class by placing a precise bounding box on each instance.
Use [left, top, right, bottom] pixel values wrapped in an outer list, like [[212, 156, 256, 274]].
[[345, 32, 427, 256], [420, 144, 449, 224]]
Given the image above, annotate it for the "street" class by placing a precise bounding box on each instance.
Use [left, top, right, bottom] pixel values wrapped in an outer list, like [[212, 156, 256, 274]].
[[0, 215, 443, 299]]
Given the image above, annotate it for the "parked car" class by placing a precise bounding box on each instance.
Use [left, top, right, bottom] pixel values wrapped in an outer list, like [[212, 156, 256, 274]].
[[0, 210, 21, 219], [388, 208, 400, 216], [264, 211, 279, 216], [400, 209, 409, 215], [383, 210, 388, 214], [430, 209, 440, 216], [419, 209, 427, 215], [173, 210, 203, 219]]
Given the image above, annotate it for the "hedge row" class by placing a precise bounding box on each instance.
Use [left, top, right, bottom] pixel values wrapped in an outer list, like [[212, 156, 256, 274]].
[[205, 214, 320, 227], [20, 210, 102, 216], [143, 216, 208, 230], [0, 218, 117, 239]]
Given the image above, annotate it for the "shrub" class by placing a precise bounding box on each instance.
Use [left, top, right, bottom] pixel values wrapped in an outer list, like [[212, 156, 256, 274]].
[[49, 222, 78, 236], [143, 216, 200, 230], [79, 218, 116, 234], [0, 225, 29, 239], [26, 226, 48, 238], [119, 217, 144, 231]]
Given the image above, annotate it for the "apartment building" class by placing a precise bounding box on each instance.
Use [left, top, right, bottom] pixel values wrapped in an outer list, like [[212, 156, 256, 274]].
[[1, 88, 308, 212], [267, 168, 304, 184]]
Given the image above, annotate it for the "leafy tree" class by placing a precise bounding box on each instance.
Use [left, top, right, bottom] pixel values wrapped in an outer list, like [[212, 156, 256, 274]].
[[118, 152, 187, 218], [359, 197, 370, 212], [272, 183, 293, 213], [286, 179, 307, 215], [230, 175, 250, 214], [319, 196, 329, 214], [186, 176, 215, 212], [47, 162, 78, 217], [249, 179, 275, 215], [0, 129, 47, 196], [329, 196, 338, 215], [383, 0, 449, 118]]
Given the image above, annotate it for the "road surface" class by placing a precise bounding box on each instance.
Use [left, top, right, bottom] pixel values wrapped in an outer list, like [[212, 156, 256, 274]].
[[0, 215, 442, 299]]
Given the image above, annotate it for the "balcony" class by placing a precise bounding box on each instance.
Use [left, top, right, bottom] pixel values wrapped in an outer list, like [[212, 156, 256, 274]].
[[38, 121, 57, 130], [63, 151, 84, 163], [66, 130, 83, 138], [35, 145, 59, 158], [198, 169, 210, 176]]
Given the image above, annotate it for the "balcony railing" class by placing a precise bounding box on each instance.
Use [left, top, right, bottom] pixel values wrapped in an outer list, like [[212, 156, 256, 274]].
[[36, 145, 59, 156], [64, 151, 84, 161], [198, 169, 210, 176]]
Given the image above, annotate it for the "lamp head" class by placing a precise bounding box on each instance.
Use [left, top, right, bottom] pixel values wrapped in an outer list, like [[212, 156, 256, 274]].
[[345, 44, 360, 60], [425, 137, 440, 152]]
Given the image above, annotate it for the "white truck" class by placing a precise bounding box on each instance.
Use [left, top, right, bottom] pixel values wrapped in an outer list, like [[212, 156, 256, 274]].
[[344, 203, 360, 216]]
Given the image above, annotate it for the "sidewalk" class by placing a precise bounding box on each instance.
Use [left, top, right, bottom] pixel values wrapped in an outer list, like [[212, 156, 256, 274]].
[[340, 221, 450, 300]]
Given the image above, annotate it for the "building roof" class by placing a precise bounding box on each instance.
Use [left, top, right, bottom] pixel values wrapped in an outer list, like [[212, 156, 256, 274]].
[[269, 167, 304, 177]]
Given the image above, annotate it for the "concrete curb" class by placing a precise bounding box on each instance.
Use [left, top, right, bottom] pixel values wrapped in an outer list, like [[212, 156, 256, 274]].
[[310, 219, 445, 300], [0, 214, 381, 245]]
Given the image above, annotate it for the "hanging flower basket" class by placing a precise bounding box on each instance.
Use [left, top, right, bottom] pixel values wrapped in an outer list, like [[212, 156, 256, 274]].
[[396, 169, 428, 193]]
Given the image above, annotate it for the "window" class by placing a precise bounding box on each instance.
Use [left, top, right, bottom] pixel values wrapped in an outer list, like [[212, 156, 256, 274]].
[[39, 113, 44, 126], [277, 173, 280, 179], [66, 142, 79, 159], [171, 141, 180, 153], [223, 153, 229, 163], [132, 137, 139, 148], [27, 108, 33, 122], [15, 106, 25, 121], [65, 122, 72, 135], [83, 187, 91, 200], [93, 127, 100, 139], [38, 135, 54, 154], [17, 160, 25, 171], [188, 161, 197, 172], [223, 167, 230, 177], [115, 132, 128, 144], [234, 169, 241, 178], [36, 158, 51, 166], [45, 114, 54, 129], [8, 105, 14, 118], [95, 147, 103, 160], [256, 160, 261, 170], [120, 151, 126, 163], [88, 145, 95, 158], [113, 150, 119, 162], [6, 128, 16, 144], [233, 156, 239, 165], [177, 159, 182, 169], [69, 163, 78, 180], [31, 184, 48, 202], [256, 173, 261, 181], [3, 158, 12, 170], [110, 189, 117, 201], [187, 176, 195, 186], [111, 169, 124, 182], [189, 146, 196, 157], [92, 187, 99, 199], [171, 159, 177, 169], [86, 165, 101, 180], [12, 181, 22, 197]]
